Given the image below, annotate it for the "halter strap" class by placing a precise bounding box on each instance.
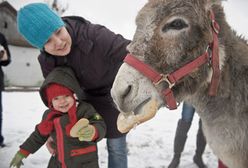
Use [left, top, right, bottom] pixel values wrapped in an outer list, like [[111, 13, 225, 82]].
[[123, 10, 220, 110]]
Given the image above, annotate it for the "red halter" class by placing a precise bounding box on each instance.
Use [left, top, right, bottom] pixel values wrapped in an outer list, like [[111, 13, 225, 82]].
[[124, 10, 220, 110]]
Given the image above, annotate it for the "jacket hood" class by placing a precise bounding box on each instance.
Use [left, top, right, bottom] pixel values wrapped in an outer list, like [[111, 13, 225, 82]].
[[39, 66, 85, 107]]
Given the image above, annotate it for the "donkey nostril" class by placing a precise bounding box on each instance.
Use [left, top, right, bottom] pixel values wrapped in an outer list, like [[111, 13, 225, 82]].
[[122, 85, 132, 99]]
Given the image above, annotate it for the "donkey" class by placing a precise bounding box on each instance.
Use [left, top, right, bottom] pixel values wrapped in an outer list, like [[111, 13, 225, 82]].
[[111, 0, 248, 167]]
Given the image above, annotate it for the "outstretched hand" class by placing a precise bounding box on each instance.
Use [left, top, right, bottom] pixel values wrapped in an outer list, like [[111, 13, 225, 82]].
[[78, 124, 96, 141], [70, 118, 96, 141], [9, 151, 25, 168], [117, 99, 158, 133]]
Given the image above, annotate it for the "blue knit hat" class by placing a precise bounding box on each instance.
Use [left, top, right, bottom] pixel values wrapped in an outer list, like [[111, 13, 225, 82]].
[[17, 3, 65, 49]]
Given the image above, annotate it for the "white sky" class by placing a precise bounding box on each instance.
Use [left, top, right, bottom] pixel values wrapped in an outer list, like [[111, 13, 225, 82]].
[[7, 0, 248, 39]]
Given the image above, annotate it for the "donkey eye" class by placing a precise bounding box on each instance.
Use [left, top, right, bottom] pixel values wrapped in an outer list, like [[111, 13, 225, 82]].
[[162, 19, 188, 32]]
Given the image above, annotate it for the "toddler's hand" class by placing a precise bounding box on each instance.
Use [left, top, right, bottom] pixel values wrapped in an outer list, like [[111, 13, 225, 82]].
[[9, 151, 25, 168]]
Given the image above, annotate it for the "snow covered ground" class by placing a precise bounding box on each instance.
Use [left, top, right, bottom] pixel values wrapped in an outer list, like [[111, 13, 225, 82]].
[[0, 92, 217, 168]]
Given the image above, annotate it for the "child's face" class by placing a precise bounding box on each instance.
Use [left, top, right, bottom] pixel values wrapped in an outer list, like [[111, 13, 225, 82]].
[[44, 27, 72, 56], [52, 94, 74, 113]]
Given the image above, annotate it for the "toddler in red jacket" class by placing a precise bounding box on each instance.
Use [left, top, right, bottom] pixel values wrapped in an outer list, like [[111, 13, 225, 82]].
[[10, 67, 106, 168]]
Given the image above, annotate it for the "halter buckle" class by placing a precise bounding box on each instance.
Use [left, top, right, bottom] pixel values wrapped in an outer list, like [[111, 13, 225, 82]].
[[153, 74, 175, 89]]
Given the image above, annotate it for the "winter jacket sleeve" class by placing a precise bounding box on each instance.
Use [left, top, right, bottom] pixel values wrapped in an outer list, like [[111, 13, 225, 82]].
[[77, 101, 106, 142], [19, 128, 48, 154], [19, 110, 50, 154]]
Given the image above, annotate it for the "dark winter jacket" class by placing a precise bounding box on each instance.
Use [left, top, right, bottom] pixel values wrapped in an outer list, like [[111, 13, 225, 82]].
[[0, 32, 11, 90], [20, 67, 106, 168], [38, 16, 131, 138]]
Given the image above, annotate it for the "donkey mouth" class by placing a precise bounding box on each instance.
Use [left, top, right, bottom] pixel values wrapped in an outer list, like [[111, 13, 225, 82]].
[[133, 97, 151, 115]]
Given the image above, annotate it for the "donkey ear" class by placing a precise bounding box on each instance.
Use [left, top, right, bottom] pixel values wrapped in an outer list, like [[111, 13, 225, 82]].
[[206, 0, 222, 9]]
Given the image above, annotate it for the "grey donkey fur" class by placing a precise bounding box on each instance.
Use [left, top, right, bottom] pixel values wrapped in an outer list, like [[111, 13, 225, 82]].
[[111, 0, 248, 167]]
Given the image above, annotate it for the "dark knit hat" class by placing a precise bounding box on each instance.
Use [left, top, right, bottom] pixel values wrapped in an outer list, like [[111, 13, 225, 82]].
[[17, 3, 65, 49], [45, 83, 73, 108]]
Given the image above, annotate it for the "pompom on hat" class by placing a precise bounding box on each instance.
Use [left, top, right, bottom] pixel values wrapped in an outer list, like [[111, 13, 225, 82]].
[[17, 3, 65, 49]]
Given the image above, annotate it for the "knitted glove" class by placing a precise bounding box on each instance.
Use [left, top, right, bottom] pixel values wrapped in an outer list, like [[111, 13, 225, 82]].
[[9, 151, 25, 168], [78, 124, 96, 141], [117, 99, 158, 133], [70, 118, 97, 141]]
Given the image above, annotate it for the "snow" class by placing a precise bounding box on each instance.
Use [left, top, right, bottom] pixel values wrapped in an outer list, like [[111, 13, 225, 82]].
[[0, 92, 217, 168]]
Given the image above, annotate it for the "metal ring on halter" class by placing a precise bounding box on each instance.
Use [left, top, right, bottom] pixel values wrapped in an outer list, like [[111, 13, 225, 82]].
[[211, 20, 219, 34], [205, 45, 212, 66], [164, 101, 181, 109], [153, 74, 175, 89]]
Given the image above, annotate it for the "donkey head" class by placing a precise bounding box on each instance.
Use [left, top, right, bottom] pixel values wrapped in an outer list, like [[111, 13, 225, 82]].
[[111, 0, 224, 114]]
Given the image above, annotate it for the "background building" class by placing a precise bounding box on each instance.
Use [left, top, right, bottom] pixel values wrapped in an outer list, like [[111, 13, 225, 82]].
[[0, 0, 67, 88]]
